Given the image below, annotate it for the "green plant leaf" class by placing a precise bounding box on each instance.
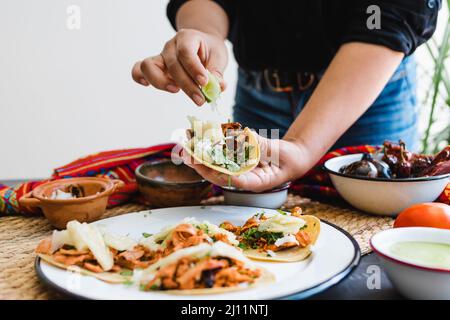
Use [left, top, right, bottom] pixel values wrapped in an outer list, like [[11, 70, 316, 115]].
[[421, 13, 450, 153]]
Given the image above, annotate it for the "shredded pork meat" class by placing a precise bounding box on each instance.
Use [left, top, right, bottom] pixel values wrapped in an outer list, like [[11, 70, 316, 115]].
[[142, 256, 261, 291], [162, 224, 207, 254]]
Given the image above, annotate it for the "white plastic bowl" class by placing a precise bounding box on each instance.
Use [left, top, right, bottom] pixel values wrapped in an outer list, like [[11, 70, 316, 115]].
[[220, 183, 290, 209], [324, 154, 450, 216], [371, 227, 450, 300]]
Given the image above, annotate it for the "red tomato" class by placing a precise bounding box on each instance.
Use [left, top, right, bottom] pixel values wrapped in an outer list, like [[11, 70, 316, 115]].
[[394, 203, 450, 229]]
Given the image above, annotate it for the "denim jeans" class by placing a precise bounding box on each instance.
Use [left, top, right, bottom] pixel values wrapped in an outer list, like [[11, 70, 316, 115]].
[[233, 56, 419, 151]]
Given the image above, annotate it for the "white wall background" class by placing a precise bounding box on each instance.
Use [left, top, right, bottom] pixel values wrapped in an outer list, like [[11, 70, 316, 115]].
[[0, 0, 447, 180], [0, 0, 237, 180]]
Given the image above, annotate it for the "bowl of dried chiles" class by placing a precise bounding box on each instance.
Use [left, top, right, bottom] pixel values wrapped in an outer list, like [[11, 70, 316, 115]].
[[324, 141, 450, 216]]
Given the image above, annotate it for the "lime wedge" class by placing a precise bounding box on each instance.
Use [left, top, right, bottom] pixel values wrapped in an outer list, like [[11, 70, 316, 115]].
[[200, 71, 221, 104]]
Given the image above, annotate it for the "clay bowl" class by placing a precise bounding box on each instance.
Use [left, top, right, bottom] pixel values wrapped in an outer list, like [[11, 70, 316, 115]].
[[135, 160, 211, 208], [19, 177, 124, 229]]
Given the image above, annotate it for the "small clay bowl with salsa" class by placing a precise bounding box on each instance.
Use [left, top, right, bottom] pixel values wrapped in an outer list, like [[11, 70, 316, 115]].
[[19, 177, 124, 229], [135, 160, 211, 208]]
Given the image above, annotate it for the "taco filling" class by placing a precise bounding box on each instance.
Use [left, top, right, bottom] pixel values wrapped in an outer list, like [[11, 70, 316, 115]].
[[184, 117, 259, 175], [139, 217, 239, 255], [140, 242, 271, 292], [220, 207, 320, 261]]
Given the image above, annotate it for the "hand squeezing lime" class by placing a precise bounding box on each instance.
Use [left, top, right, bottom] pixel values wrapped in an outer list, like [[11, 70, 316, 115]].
[[200, 71, 221, 104]]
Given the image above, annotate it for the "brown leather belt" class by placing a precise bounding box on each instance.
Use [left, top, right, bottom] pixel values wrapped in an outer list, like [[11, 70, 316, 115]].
[[262, 69, 316, 92], [239, 68, 319, 117]]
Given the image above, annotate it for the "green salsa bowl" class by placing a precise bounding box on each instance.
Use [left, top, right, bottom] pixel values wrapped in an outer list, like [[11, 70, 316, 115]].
[[371, 227, 450, 299]]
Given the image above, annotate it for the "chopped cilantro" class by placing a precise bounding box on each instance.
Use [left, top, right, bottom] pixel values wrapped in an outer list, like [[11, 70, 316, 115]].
[[150, 284, 158, 290], [276, 209, 287, 215], [142, 232, 152, 238], [253, 212, 265, 219], [120, 269, 134, 276], [240, 227, 284, 249], [238, 242, 248, 250]]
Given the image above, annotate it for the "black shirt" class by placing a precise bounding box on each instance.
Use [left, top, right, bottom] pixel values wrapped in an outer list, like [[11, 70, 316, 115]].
[[167, 0, 440, 72]]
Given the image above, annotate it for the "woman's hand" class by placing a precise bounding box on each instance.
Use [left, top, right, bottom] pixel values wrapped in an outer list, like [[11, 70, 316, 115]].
[[132, 29, 228, 106], [183, 134, 313, 192]]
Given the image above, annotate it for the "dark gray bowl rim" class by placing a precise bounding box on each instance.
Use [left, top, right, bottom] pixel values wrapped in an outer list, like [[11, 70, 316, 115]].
[[219, 182, 291, 194], [135, 160, 208, 187], [323, 154, 450, 183]]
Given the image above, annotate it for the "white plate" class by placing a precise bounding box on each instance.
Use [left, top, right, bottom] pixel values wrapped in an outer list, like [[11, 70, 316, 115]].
[[35, 206, 360, 300]]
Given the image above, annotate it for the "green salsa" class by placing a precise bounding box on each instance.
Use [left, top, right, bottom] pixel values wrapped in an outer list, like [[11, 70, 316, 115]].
[[389, 241, 450, 270]]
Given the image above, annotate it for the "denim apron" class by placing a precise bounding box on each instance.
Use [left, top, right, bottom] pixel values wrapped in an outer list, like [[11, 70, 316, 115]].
[[233, 56, 419, 151]]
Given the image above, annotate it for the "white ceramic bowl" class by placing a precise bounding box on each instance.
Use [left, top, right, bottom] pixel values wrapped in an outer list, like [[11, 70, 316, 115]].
[[220, 183, 290, 209], [324, 154, 450, 216], [371, 227, 450, 300]]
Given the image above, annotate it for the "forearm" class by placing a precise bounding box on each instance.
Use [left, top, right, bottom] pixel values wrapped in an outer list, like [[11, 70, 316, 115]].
[[176, 0, 229, 39], [284, 42, 404, 170]]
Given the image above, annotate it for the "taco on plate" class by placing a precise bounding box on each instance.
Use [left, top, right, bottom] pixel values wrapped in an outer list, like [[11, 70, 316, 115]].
[[139, 241, 274, 294], [183, 117, 260, 175], [220, 207, 321, 262], [35, 220, 160, 283]]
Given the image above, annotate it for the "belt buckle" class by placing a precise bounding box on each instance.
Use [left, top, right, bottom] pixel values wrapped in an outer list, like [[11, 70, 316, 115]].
[[263, 69, 293, 92], [297, 72, 315, 91]]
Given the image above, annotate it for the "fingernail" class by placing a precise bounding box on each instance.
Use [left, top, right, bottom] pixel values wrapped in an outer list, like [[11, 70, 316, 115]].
[[166, 84, 178, 92], [197, 75, 207, 85], [192, 93, 204, 106], [140, 79, 149, 86]]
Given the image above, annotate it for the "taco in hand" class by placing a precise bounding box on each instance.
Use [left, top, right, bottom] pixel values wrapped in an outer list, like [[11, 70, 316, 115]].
[[139, 241, 274, 294], [183, 117, 260, 175], [220, 207, 321, 262], [36, 220, 160, 283]]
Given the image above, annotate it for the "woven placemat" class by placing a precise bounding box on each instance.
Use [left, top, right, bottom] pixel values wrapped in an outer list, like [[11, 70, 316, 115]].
[[0, 195, 393, 300]]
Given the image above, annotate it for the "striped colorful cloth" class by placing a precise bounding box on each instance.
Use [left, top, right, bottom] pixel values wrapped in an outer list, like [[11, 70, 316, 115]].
[[0, 143, 175, 215], [1, 144, 449, 215]]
